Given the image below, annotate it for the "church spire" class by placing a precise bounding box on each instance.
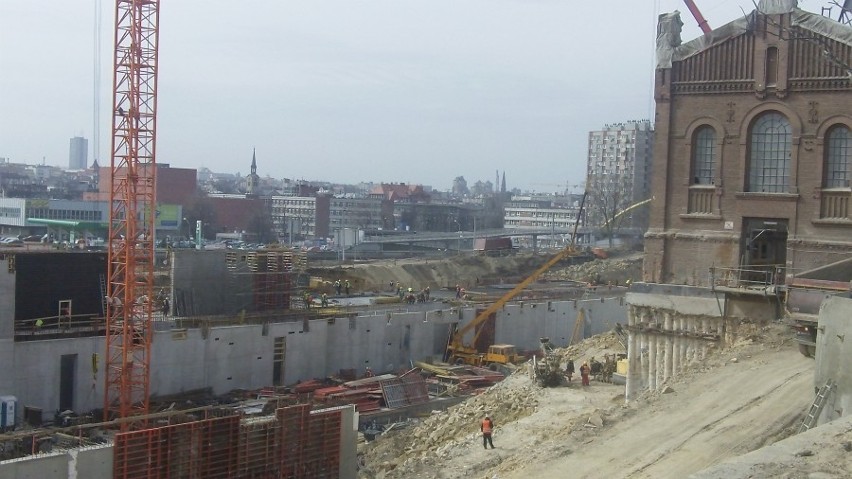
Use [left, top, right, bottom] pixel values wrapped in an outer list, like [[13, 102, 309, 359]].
[[247, 147, 260, 195]]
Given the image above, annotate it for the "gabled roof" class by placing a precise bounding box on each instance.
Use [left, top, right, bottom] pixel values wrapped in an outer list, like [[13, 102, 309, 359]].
[[657, 0, 852, 68]]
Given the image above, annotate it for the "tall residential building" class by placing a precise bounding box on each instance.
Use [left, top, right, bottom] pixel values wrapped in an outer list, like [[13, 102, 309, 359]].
[[585, 120, 654, 229], [68, 136, 88, 170]]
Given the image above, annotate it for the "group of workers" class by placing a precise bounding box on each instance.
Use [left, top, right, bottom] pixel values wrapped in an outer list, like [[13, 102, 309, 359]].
[[392, 281, 431, 304], [333, 279, 351, 296], [301, 279, 354, 309], [564, 354, 619, 385]]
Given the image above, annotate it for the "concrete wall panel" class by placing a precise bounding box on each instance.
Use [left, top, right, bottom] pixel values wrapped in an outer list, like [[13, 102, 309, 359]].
[[12, 337, 103, 422], [815, 296, 852, 426], [1, 453, 66, 479], [151, 328, 209, 396], [0, 257, 16, 339], [72, 446, 113, 478]]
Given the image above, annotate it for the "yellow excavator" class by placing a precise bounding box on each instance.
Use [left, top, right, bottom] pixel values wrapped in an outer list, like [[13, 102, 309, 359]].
[[445, 193, 589, 367]]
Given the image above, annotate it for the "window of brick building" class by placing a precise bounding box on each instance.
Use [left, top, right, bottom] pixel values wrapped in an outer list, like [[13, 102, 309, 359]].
[[692, 126, 716, 185], [824, 125, 851, 188], [748, 112, 791, 193], [765, 47, 778, 87]]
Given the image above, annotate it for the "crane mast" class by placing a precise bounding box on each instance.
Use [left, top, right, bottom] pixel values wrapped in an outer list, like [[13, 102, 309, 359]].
[[104, 0, 161, 428]]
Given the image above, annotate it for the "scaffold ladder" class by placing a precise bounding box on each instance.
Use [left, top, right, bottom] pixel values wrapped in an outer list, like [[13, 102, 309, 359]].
[[799, 378, 834, 433], [99, 274, 107, 316]]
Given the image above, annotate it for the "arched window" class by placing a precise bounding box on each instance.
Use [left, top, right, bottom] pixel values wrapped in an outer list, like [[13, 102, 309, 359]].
[[824, 125, 851, 188], [748, 112, 791, 193], [691, 126, 716, 185]]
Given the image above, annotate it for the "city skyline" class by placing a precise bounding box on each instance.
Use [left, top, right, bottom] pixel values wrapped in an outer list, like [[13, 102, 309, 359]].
[[2, 0, 766, 191]]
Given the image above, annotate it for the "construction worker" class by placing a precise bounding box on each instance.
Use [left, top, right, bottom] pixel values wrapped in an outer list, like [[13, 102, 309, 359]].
[[565, 359, 575, 383], [344, 280, 351, 296], [580, 361, 591, 386], [480, 416, 495, 449], [602, 354, 615, 383], [321, 292, 329, 307], [334, 280, 341, 295]]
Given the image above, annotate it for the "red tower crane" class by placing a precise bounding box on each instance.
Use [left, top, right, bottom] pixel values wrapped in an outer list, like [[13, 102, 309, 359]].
[[104, 0, 161, 428], [683, 0, 712, 34]]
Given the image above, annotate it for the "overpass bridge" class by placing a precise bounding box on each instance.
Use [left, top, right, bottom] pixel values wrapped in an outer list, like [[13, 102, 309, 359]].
[[358, 227, 595, 254], [359, 227, 645, 250]]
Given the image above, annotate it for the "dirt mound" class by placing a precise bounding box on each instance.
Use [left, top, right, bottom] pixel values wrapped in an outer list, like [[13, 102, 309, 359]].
[[310, 254, 549, 293], [310, 251, 642, 295], [358, 323, 814, 479], [544, 252, 643, 285]]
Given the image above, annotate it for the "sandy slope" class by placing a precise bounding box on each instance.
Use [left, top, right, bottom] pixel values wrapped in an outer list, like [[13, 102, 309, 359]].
[[360, 324, 819, 479]]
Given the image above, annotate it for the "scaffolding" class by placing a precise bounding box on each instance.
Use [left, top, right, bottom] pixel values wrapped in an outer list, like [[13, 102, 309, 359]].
[[226, 249, 307, 312]]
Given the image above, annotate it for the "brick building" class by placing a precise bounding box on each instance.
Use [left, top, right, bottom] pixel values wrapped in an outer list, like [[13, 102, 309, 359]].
[[645, 1, 852, 286]]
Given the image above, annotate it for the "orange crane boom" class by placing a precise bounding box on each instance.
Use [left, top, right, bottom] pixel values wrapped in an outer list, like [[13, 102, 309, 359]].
[[446, 193, 587, 364]]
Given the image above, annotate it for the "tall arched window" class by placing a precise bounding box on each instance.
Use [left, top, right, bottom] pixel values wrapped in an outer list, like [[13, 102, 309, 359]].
[[824, 125, 851, 188], [748, 112, 791, 193], [692, 126, 716, 185]]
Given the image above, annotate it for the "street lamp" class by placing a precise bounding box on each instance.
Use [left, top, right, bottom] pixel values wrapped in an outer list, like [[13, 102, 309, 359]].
[[472, 215, 477, 252], [453, 219, 461, 255]]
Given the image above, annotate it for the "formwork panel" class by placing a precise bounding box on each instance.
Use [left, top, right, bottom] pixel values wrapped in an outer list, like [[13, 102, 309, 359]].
[[278, 405, 342, 479], [113, 415, 239, 479], [380, 375, 429, 409], [236, 418, 280, 478]]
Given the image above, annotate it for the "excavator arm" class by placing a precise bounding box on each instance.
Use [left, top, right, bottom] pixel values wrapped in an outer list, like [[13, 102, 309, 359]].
[[447, 193, 587, 361]]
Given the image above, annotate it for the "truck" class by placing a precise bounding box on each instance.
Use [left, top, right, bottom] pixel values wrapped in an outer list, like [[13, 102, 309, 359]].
[[786, 257, 852, 357], [473, 237, 517, 256]]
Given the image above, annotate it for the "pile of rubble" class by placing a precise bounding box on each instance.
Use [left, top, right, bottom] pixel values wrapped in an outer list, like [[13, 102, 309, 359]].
[[362, 371, 539, 476], [545, 252, 643, 285]]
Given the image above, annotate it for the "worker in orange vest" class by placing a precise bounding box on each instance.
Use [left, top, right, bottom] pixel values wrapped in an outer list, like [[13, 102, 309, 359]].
[[580, 361, 591, 386], [480, 416, 495, 449]]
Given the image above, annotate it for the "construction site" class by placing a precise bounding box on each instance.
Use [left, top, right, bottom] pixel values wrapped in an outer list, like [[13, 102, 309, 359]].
[[2, 0, 852, 478], [0, 243, 636, 477]]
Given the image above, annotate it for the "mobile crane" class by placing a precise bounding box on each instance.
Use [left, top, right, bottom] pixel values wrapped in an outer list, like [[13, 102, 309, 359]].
[[445, 193, 588, 366]]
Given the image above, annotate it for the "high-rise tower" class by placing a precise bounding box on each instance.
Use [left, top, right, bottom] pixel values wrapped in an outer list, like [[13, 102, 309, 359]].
[[69, 136, 88, 170]]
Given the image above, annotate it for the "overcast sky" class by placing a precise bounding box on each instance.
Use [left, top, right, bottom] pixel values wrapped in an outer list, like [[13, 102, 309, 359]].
[[0, 1, 818, 192]]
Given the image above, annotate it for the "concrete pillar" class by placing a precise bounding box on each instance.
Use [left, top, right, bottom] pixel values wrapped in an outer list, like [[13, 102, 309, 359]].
[[648, 331, 657, 391], [655, 333, 664, 388], [640, 333, 649, 388], [679, 316, 687, 371], [672, 315, 681, 375], [664, 312, 674, 381], [626, 321, 642, 400]]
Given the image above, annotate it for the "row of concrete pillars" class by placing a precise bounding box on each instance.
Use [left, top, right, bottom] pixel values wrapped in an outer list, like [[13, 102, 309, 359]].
[[625, 307, 724, 398]]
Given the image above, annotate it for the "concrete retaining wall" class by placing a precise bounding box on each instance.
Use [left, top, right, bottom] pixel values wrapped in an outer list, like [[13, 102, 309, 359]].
[[2, 297, 627, 424]]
